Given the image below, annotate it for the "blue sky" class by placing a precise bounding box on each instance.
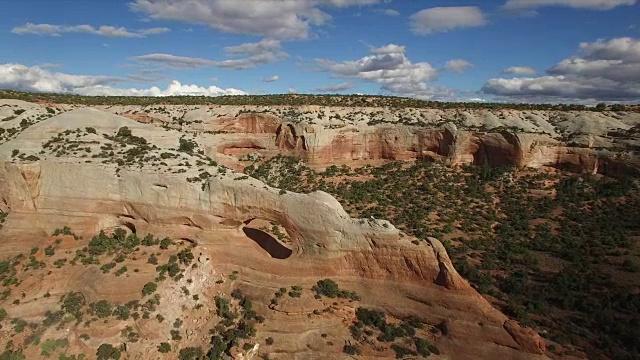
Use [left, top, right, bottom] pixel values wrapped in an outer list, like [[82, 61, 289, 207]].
[[0, 0, 639, 103]]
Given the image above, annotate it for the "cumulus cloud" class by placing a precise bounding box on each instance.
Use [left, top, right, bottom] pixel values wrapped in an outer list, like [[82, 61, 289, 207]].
[[263, 75, 280, 82], [313, 82, 354, 92], [502, 0, 636, 11], [11, 22, 169, 37], [482, 37, 640, 102], [410, 7, 487, 35], [502, 66, 537, 75], [133, 39, 288, 71], [315, 44, 457, 100], [130, 0, 378, 39], [578, 37, 640, 62], [316, 45, 437, 84], [78, 81, 246, 97], [0, 63, 245, 96], [0, 63, 120, 93], [445, 59, 474, 73], [369, 44, 405, 54]]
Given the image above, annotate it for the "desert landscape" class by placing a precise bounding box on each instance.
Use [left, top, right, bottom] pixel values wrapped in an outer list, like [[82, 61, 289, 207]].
[[0, 92, 638, 359]]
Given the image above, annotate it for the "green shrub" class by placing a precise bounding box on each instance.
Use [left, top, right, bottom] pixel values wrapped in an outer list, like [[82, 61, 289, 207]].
[[178, 138, 197, 153], [0, 349, 25, 360], [312, 279, 360, 300], [355, 308, 386, 329], [160, 238, 172, 250], [44, 246, 55, 256], [343, 344, 360, 355], [40, 338, 69, 357], [114, 266, 127, 276], [170, 330, 182, 341], [313, 279, 339, 297], [178, 347, 203, 360], [96, 344, 120, 360], [92, 300, 112, 318], [391, 344, 417, 358], [142, 282, 157, 296], [61, 292, 85, 319], [158, 343, 171, 353]]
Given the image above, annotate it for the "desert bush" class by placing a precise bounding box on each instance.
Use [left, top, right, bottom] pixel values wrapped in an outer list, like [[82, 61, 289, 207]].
[[96, 344, 120, 360]]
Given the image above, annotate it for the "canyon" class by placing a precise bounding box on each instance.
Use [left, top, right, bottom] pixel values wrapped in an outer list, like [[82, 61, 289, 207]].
[[0, 96, 639, 359]]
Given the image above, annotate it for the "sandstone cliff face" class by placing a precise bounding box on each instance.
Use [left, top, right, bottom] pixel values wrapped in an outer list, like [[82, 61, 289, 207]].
[[12, 102, 629, 176], [0, 159, 546, 358], [0, 107, 548, 358], [205, 113, 640, 176]]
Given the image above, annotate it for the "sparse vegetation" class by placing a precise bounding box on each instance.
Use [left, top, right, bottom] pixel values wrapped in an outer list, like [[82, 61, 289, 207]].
[[40, 338, 69, 357], [312, 279, 360, 300], [249, 156, 640, 359], [0, 90, 630, 112]]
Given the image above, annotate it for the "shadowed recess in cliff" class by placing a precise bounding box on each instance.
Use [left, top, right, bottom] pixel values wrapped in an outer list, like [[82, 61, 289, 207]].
[[242, 227, 293, 259]]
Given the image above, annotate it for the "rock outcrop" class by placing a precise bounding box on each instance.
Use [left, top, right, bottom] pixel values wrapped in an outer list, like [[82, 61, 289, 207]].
[[0, 106, 549, 359], [199, 112, 640, 176]]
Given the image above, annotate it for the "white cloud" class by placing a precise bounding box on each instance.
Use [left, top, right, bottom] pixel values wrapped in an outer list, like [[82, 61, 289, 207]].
[[263, 75, 280, 82], [11, 22, 169, 37], [482, 37, 640, 102], [503, 0, 636, 11], [132, 54, 217, 68], [218, 39, 288, 70], [0, 63, 245, 96], [224, 39, 280, 56], [502, 66, 537, 75], [130, 0, 378, 40], [127, 69, 165, 83], [0, 63, 120, 93], [410, 7, 487, 35], [77, 80, 246, 97], [315, 44, 456, 100], [321, 0, 379, 6], [381, 82, 459, 101], [548, 58, 640, 82], [313, 82, 354, 92], [38, 63, 63, 69], [133, 39, 288, 71], [369, 44, 405, 54], [578, 37, 640, 62], [288, 87, 297, 93], [317, 46, 437, 85], [373, 8, 400, 16], [445, 59, 474, 73]]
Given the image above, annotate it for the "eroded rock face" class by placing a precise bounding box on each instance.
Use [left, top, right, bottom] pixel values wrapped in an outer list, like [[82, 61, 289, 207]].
[[504, 320, 547, 355], [0, 159, 547, 358], [0, 105, 567, 358], [204, 113, 640, 176]]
